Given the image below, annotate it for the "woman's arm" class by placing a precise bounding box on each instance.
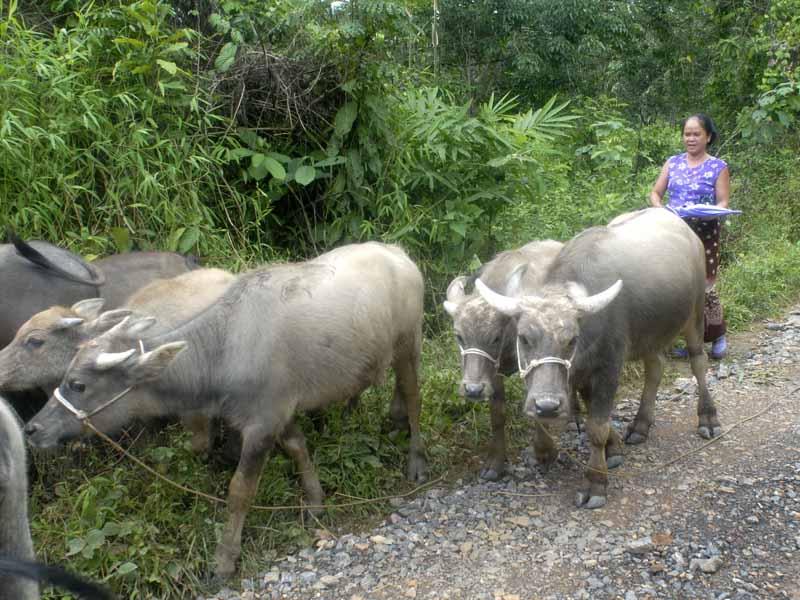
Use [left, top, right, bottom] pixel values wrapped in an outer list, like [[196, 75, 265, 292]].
[[715, 167, 730, 208], [650, 161, 670, 207]]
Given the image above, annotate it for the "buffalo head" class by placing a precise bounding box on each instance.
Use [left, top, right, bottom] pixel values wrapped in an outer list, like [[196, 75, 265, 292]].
[[476, 278, 623, 419], [444, 276, 517, 400], [0, 299, 133, 393], [24, 316, 186, 449]]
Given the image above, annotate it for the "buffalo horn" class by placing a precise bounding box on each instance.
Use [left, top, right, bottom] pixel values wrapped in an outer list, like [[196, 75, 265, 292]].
[[53, 317, 84, 330], [572, 279, 623, 314], [94, 349, 136, 370], [475, 279, 522, 316]]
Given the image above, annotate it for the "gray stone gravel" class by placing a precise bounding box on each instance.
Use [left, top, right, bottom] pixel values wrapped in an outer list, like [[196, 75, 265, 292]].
[[203, 307, 800, 600]]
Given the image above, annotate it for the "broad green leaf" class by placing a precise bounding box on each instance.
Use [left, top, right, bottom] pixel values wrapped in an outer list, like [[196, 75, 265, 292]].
[[66, 538, 86, 557], [167, 227, 186, 252], [334, 102, 358, 137], [215, 42, 238, 73], [116, 562, 138, 575], [156, 60, 178, 75], [178, 227, 200, 254], [295, 165, 316, 186], [110, 227, 132, 253]]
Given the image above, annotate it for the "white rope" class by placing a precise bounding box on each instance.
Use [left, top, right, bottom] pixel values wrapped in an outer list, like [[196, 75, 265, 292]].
[[458, 345, 500, 368], [54, 385, 133, 422], [516, 337, 574, 379]]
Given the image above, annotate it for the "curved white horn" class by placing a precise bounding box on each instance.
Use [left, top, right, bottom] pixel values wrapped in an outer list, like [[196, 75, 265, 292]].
[[54, 317, 85, 330], [446, 276, 469, 303], [104, 315, 132, 338], [94, 348, 136, 370], [475, 279, 522, 316], [443, 300, 458, 316], [572, 279, 623, 314]]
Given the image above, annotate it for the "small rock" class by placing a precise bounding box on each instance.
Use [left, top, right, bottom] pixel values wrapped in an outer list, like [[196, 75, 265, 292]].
[[626, 536, 655, 555], [690, 556, 724, 573]]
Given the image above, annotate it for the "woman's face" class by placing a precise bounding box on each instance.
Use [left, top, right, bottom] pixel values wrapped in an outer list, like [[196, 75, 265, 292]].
[[683, 117, 710, 155]]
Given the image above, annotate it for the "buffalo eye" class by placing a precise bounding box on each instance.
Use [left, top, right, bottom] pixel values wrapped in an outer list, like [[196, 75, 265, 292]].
[[25, 336, 44, 349], [568, 336, 579, 350], [68, 380, 86, 393], [491, 335, 501, 346], [455, 334, 465, 347]]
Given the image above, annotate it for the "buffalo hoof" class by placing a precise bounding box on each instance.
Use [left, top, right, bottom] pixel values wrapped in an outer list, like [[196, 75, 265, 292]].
[[480, 465, 504, 481], [575, 491, 607, 509], [624, 431, 648, 445], [697, 425, 722, 440], [407, 456, 428, 484], [606, 455, 624, 469], [522, 448, 556, 473]]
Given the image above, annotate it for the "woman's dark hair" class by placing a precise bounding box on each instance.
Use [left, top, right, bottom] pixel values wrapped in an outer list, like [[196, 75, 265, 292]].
[[681, 113, 718, 146]]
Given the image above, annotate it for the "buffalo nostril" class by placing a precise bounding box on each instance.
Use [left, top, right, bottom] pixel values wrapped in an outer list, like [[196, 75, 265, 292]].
[[24, 422, 41, 436], [464, 383, 485, 398], [535, 398, 561, 417]]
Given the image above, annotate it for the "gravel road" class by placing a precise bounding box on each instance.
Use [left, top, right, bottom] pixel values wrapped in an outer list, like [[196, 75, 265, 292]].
[[205, 305, 800, 600]]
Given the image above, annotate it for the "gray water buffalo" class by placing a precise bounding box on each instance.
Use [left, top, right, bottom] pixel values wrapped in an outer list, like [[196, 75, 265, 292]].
[[0, 233, 198, 420], [0, 268, 234, 454], [25, 242, 427, 578], [0, 394, 112, 600], [0, 394, 37, 599], [477, 208, 721, 509], [443, 240, 563, 480]]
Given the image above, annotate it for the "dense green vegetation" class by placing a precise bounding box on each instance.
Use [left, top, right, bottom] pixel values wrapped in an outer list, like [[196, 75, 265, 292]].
[[2, 0, 799, 597]]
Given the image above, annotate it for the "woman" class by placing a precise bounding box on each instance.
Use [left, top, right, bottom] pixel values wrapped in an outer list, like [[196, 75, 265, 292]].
[[650, 113, 731, 359]]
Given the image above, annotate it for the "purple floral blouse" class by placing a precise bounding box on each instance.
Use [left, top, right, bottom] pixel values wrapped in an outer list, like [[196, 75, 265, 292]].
[[665, 153, 728, 207]]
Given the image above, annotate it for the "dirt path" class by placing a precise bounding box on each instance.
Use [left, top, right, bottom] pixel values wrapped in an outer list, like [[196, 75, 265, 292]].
[[209, 306, 800, 600]]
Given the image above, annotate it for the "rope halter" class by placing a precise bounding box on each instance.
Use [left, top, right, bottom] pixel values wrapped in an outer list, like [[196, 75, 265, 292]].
[[458, 345, 500, 370], [53, 339, 144, 422], [516, 337, 574, 380], [54, 385, 133, 422]]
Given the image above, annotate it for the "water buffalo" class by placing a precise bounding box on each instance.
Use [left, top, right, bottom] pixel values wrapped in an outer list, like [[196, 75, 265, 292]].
[[443, 240, 563, 480], [0, 268, 234, 454], [25, 242, 427, 578], [0, 394, 112, 600], [0, 233, 198, 419], [477, 208, 721, 509], [0, 394, 37, 599]]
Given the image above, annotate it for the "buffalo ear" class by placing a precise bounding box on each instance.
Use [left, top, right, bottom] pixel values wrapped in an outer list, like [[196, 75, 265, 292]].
[[504, 264, 528, 297], [130, 342, 188, 383], [445, 276, 469, 303], [71, 298, 106, 320], [88, 309, 133, 335]]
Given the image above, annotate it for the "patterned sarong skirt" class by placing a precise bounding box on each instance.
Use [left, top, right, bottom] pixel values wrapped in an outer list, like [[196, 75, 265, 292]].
[[686, 217, 726, 342]]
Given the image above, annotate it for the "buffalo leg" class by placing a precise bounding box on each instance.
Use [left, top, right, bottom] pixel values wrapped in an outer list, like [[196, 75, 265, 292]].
[[688, 345, 721, 439], [393, 344, 427, 483], [214, 427, 275, 579], [279, 421, 325, 514], [685, 315, 722, 439], [576, 371, 618, 509], [480, 374, 506, 481], [625, 352, 663, 444], [181, 414, 212, 456], [605, 425, 624, 469]]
